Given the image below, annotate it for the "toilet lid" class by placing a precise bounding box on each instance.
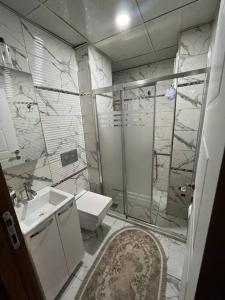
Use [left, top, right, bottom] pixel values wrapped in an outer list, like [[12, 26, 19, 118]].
[[76, 191, 112, 216]]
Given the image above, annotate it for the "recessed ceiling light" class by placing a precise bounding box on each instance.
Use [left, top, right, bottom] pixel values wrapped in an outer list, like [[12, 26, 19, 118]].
[[116, 13, 130, 29]]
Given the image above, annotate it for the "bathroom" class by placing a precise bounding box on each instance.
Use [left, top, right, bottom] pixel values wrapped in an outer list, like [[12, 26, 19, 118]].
[[0, 0, 225, 299]]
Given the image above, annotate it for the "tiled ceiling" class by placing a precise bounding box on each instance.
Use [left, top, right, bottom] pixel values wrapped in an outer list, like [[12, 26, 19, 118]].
[[0, 0, 220, 71]]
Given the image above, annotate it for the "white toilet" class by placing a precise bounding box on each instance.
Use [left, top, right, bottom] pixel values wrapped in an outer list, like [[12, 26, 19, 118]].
[[76, 190, 112, 231]]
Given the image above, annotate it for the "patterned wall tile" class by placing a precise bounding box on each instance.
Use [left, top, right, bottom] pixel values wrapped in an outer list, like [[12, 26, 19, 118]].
[[167, 24, 211, 219]]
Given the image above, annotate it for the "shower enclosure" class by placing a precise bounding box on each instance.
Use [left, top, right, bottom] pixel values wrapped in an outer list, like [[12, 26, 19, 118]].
[[92, 68, 208, 236]]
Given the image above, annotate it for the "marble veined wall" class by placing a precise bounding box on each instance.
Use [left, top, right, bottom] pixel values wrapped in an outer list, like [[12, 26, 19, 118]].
[[113, 59, 175, 193], [0, 3, 89, 198], [76, 45, 113, 193], [167, 24, 212, 219]]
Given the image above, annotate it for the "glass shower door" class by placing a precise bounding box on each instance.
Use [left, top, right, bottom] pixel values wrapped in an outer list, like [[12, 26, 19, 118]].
[[123, 85, 155, 222], [95, 91, 124, 213]]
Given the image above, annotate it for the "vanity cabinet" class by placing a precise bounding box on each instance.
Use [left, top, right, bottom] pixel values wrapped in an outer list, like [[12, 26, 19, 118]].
[[56, 199, 84, 275], [25, 200, 84, 300], [25, 216, 68, 300]]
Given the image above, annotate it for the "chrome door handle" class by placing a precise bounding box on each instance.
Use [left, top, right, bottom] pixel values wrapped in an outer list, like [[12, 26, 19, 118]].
[[58, 202, 73, 216], [30, 218, 53, 239]]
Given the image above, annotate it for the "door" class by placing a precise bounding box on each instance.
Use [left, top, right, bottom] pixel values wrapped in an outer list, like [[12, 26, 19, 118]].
[[123, 85, 155, 222], [95, 91, 124, 214], [0, 164, 44, 299], [184, 1, 225, 298], [56, 200, 84, 275], [26, 216, 68, 300], [95, 85, 155, 222]]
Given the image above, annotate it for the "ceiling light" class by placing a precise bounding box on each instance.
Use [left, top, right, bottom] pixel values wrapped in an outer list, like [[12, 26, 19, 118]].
[[116, 13, 130, 29]]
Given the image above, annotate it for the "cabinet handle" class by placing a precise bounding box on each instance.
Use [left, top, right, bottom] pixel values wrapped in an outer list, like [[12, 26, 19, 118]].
[[58, 202, 73, 216], [30, 218, 53, 239]]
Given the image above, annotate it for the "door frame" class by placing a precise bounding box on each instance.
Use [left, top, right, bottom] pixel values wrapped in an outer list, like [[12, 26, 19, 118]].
[[0, 164, 44, 299], [93, 83, 156, 223], [92, 68, 208, 226], [195, 149, 225, 299]]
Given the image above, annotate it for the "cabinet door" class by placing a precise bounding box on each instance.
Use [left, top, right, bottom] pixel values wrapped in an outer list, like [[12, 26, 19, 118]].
[[56, 200, 84, 275], [26, 216, 68, 300]]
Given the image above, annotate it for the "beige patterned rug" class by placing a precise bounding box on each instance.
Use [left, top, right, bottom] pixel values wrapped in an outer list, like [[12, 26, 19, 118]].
[[76, 227, 167, 300]]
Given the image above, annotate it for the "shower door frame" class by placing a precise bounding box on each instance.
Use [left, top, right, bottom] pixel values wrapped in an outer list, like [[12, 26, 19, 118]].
[[93, 84, 156, 221], [92, 67, 209, 225]]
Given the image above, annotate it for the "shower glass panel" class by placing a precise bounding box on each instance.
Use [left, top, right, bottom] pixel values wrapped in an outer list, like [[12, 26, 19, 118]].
[[123, 85, 155, 222], [95, 91, 124, 213]]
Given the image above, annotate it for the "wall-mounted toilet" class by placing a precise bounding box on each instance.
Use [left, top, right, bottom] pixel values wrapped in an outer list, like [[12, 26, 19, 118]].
[[76, 191, 112, 231]]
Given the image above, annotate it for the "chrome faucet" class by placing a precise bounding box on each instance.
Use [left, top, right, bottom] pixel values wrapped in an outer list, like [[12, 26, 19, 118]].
[[23, 182, 37, 201]]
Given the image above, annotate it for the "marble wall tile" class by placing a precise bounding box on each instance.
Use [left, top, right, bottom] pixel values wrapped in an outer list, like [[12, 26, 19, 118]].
[[176, 83, 205, 110], [55, 169, 90, 195], [76, 169, 90, 193], [173, 131, 197, 152], [113, 59, 174, 85], [155, 126, 173, 143], [170, 150, 195, 171], [155, 111, 174, 127], [175, 108, 201, 131], [0, 4, 29, 72], [155, 154, 170, 168], [89, 46, 107, 90], [40, 115, 83, 140], [153, 155, 170, 192], [154, 178, 169, 192], [178, 24, 211, 73], [81, 113, 96, 134], [154, 169, 170, 189], [21, 21, 79, 92], [124, 98, 154, 113], [5, 163, 53, 199], [1, 4, 91, 198], [178, 53, 208, 73], [79, 95, 93, 115], [156, 96, 175, 112], [46, 135, 86, 164], [96, 93, 113, 113], [155, 140, 172, 154], [167, 24, 210, 219], [167, 170, 193, 218], [36, 90, 81, 116], [179, 24, 211, 56], [50, 160, 86, 185], [21, 20, 78, 65], [55, 177, 78, 195], [38, 110, 87, 184], [27, 53, 79, 92], [76, 45, 112, 192]]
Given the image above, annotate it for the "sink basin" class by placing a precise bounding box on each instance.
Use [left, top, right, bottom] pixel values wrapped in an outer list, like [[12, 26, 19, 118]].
[[23, 191, 67, 226], [16, 187, 74, 235]]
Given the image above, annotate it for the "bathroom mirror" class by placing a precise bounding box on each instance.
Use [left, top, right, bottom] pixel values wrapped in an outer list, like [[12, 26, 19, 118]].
[[0, 67, 46, 169]]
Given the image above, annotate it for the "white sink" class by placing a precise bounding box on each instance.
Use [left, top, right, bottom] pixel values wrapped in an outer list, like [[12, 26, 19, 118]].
[[15, 187, 74, 235]]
